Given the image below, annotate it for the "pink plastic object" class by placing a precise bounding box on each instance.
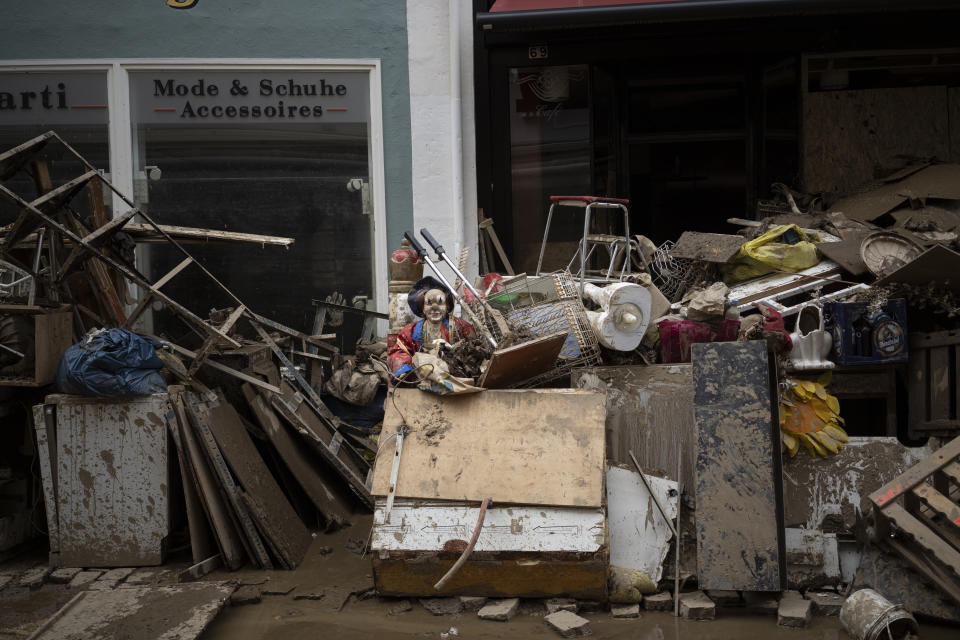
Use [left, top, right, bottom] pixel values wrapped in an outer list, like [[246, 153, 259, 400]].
[[658, 319, 740, 364]]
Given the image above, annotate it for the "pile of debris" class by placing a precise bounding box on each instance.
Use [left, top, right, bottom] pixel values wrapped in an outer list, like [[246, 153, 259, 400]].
[[2, 133, 959, 639]]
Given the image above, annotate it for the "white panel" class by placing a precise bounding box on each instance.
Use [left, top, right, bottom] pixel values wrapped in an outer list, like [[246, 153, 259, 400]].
[[606, 465, 678, 582], [53, 394, 170, 567], [371, 499, 604, 553]]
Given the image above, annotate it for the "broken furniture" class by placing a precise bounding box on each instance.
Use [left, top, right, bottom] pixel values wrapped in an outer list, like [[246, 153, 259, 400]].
[[869, 434, 960, 606], [535, 195, 636, 292], [0, 303, 72, 385], [369, 388, 608, 598], [908, 329, 960, 439], [33, 394, 171, 567], [692, 340, 786, 591]]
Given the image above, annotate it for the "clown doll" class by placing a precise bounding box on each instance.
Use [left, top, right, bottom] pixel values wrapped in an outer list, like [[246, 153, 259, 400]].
[[387, 276, 474, 383]]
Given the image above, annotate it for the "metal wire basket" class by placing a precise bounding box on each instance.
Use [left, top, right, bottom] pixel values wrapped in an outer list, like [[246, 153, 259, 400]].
[[468, 272, 602, 386]]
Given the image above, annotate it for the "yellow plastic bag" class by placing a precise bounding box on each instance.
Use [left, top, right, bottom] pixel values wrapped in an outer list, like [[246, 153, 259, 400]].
[[722, 224, 820, 283]]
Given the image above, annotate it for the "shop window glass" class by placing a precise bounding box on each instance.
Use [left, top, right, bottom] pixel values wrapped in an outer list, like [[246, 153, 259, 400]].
[[129, 71, 372, 341], [508, 65, 591, 273], [0, 71, 110, 226]]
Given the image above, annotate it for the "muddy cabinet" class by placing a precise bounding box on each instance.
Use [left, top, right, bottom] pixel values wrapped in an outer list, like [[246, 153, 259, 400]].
[[33, 394, 170, 567]]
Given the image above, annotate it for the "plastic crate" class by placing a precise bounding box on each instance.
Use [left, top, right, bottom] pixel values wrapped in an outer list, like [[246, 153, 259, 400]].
[[824, 298, 908, 366]]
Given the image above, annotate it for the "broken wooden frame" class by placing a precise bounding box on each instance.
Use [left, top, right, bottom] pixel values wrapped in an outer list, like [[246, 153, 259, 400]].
[[869, 434, 960, 606]]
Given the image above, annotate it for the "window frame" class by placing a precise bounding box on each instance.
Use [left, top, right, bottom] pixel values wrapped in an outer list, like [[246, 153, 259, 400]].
[[0, 58, 389, 315]]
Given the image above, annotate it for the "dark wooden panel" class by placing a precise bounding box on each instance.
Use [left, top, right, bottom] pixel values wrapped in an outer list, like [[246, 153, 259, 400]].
[[189, 391, 311, 569], [692, 340, 785, 591]]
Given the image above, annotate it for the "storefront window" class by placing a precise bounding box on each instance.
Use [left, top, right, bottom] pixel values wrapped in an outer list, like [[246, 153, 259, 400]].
[[0, 71, 110, 225], [508, 65, 591, 273], [128, 71, 373, 338]]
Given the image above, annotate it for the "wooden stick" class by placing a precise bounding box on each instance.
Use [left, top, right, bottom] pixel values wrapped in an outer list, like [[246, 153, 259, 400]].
[[674, 450, 682, 616]]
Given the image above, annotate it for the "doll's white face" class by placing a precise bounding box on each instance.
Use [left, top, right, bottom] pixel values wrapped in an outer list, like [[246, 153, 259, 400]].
[[423, 289, 448, 324]]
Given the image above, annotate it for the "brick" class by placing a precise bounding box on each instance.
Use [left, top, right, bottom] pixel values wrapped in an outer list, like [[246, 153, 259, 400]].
[[679, 591, 715, 620], [544, 610, 591, 637], [459, 596, 487, 611], [706, 589, 741, 606], [88, 580, 120, 591], [611, 603, 640, 618], [546, 598, 578, 614], [806, 591, 844, 616], [98, 568, 134, 583], [478, 598, 519, 621], [742, 591, 779, 616], [49, 568, 83, 584], [643, 592, 673, 611], [778, 595, 812, 628], [20, 566, 51, 590], [387, 599, 412, 616], [67, 570, 103, 590], [419, 597, 463, 616]]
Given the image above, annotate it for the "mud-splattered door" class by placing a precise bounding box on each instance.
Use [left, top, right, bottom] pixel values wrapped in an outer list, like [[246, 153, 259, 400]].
[[692, 341, 786, 591], [49, 393, 170, 567]]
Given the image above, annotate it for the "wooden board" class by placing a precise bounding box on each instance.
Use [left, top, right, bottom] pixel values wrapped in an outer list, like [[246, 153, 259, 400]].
[[190, 392, 311, 569], [242, 384, 352, 527], [478, 333, 566, 389], [27, 582, 236, 640], [804, 86, 950, 196], [183, 395, 271, 569], [573, 365, 695, 493], [692, 341, 785, 591], [165, 391, 215, 565], [171, 395, 246, 571], [371, 389, 606, 507]]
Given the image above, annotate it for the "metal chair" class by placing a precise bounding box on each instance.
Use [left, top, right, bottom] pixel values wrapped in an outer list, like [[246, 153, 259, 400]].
[[535, 195, 635, 293]]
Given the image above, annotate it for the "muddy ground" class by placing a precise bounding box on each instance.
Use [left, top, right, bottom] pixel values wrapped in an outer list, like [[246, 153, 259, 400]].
[[1, 515, 957, 639]]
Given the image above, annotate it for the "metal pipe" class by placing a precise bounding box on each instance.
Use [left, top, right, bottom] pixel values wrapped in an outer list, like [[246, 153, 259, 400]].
[[434, 497, 492, 591]]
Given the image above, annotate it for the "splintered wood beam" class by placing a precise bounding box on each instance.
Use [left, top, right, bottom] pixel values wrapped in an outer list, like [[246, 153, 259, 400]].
[[123, 223, 295, 247]]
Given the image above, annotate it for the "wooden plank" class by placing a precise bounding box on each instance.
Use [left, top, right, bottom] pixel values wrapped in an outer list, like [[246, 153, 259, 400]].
[[371, 499, 605, 553], [190, 392, 311, 569], [242, 384, 351, 527], [692, 340, 785, 591], [154, 256, 194, 290], [170, 394, 246, 571], [183, 394, 271, 569], [910, 330, 960, 351], [165, 393, 215, 565], [160, 339, 280, 394], [33, 311, 73, 386], [372, 388, 606, 508], [267, 386, 372, 508], [871, 437, 960, 506], [885, 536, 960, 607], [123, 222, 295, 246], [930, 347, 951, 421], [912, 483, 960, 531], [32, 404, 59, 558], [573, 365, 695, 492], [0, 130, 53, 180], [882, 502, 960, 580]]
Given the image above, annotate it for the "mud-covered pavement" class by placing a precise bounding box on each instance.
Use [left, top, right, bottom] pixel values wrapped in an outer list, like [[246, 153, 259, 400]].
[[2, 515, 957, 639]]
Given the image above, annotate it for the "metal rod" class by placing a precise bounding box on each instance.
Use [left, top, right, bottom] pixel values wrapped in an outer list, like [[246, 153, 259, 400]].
[[629, 450, 678, 538], [420, 228, 487, 304], [674, 450, 682, 617]]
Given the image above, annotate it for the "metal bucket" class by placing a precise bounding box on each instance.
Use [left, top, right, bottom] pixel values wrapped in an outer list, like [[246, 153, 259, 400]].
[[840, 588, 919, 640]]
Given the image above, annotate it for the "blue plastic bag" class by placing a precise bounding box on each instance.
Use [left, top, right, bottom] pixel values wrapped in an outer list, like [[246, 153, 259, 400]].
[[55, 328, 167, 397]]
